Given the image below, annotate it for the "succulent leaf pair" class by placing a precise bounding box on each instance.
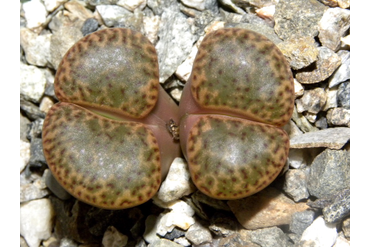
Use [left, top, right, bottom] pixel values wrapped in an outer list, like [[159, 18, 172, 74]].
[[42, 28, 294, 209]]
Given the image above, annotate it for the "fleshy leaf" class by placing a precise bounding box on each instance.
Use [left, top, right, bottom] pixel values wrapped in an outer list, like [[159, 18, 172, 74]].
[[190, 28, 294, 127], [43, 102, 162, 209], [54, 28, 159, 119], [185, 115, 289, 199]]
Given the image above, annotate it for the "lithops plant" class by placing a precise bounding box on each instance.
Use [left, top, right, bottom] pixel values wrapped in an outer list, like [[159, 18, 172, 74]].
[[42, 28, 181, 209], [179, 28, 294, 200]]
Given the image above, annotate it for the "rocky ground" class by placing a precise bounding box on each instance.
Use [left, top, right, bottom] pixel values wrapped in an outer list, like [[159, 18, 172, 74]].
[[20, 0, 350, 246]]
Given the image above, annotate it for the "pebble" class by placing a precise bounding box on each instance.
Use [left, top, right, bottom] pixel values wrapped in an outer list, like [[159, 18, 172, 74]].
[[290, 127, 350, 149], [298, 216, 338, 247], [20, 113, 31, 142], [20, 169, 50, 202], [180, 0, 208, 11], [228, 187, 309, 230], [143, 15, 160, 44], [20, 198, 54, 247], [283, 168, 310, 202], [315, 116, 328, 129], [43, 0, 68, 12], [143, 215, 161, 244], [156, 158, 196, 203], [250, 226, 293, 247], [102, 226, 128, 247], [294, 79, 304, 97], [217, 0, 245, 15], [288, 149, 307, 169], [338, 0, 350, 8], [22, 0, 48, 29], [296, 88, 327, 114], [333, 233, 350, 247], [342, 217, 350, 239], [117, 0, 147, 11], [49, 13, 84, 69], [29, 138, 47, 167], [277, 36, 319, 70], [329, 50, 350, 88], [185, 221, 212, 245], [307, 149, 350, 199], [96, 5, 133, 27], [81, 18, 100, 36], [322, 188, 350, 223], [323, 85, 338, 111], [20, 28, 52, 67], [274, 0, 327, 40], [327, 107, 350, 127], [318, 7, 350, 51], [39, 96, 55, 113], [296, 46, 342, 84], [337, 81, 350, 109], [20, 62, 47, 103], [155, 8, 198, 83], [149, 200, 195, 237], [291, 106, 319, 133], [289, 210, 316, 239], [20, 140, 31, 173], [20, 98, 46, 121], [26, 118, 44, 141], [148, 238, 183, 247], [175, 43, 199, 82], [174, 237, 191, 246]]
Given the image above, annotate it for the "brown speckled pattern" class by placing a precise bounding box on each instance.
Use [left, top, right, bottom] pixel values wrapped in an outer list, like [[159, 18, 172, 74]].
[[191, 28, 294, 127], [42, 102, 162, 209], [186, 115, 289, 200], [54, 28, 159, 119]]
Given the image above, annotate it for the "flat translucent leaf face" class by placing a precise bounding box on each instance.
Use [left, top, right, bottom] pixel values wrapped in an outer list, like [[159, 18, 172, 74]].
[[190, 28, 294, 127], [43, 103, 162, 209], [186, 115, 289, 199], [54, 28, 159, 118]]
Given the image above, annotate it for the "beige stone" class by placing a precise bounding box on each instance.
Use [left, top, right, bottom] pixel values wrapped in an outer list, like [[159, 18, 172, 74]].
[[228, 187, 309, 230]]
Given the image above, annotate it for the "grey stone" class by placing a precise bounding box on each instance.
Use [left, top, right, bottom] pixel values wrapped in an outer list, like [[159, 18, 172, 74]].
[[323, 188, 350, 223], [218, 231, 260, 247], [277, 37, 319, 70], [231, 22, 283, 45], [290, 127, 350, 149], [164, 227, 186, 240], [274, 0, 327, 41], [20, 113, 31, 141], [148, 238, 183, 247], [155, 8, 198, 83], [185, 221, 212, 245], [296, 47, 341, 84], [296, 88, 327, 114], [96, 5, 132, 27], [323, 85, 338, 111], [26, 118, 44, 141], [327, 107, 350, 127], [81, 18, 99, 36], [329, 50, 350, 88], [218, 0, 246, 15], [29, 138, 47, 167], [20, 62, 47, 103], [49, 12, 84, 69], [315, 116, 328, 129], [283, 168, 310, 202], [20, 98, 45, 121], [318, 7, 350, 51], [337, 81, 350, 109], [147, 0, 179, 15], [342, 217, 350, 239], [250, 227, 293, 247], [20, 28, 52, 67], [291, 106, 319, 133], [20, 168, 50, 203], [290, 210, 316, 236], [307, 149, 350, 199], [87, 0, 119, 6]]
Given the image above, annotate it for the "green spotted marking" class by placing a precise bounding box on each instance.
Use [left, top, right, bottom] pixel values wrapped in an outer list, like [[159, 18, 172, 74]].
[[43, 102, 161, 209], [186, 115, 289, 200]]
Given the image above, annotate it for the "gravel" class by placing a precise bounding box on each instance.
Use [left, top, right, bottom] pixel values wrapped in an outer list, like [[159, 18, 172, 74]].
[[20, 0, 350, 246]]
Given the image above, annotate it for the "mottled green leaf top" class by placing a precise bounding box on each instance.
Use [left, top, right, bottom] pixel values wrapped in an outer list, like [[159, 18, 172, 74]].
[[191, 28, 294, 127], [186, 115, 289, 199], [43, 102, 162, 209], [54, 28, 159, 118]]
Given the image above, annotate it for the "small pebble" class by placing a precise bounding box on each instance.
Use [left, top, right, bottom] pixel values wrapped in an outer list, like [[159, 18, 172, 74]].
[[20, 140, 31, 173], [81, 18, 100, 36], [20, 62, 47, 103], [290, 210, 316, 237], [185, 221, 212, 245], [327, 107, 350, 127], [250, 226, 293, 247], [283, 168, 310, 202], [20, 198, 54, 247], [102, 226, 128, 247], [299, 216, 338, 247], [180, 0, 208, 11], [43, 0, 68, 12], [322, 188, 350, 223], [342, 217, 350, 239], [333, 233, 350, 247], [117, 0, 147, 11], [337, 81, 350, 109], [22, 0, 48, 29], [148, 238, 183, 247], [329, 50, 350, 88], [296, 88, 327, 114], [96, 5, 134, 27], [39, 96, 55, 113], [20, 28, 52, 67]]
